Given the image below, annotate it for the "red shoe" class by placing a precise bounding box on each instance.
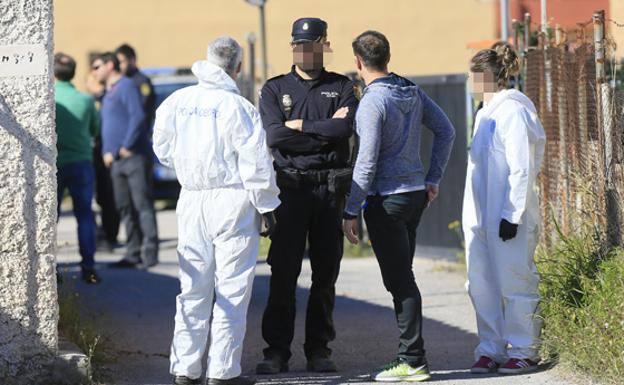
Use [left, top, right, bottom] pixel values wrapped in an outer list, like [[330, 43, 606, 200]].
[[498, 358, 538, 374], [470, 356, 499, 374]]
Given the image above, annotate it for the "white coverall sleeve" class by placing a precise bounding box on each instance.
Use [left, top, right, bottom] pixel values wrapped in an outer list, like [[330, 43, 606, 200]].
[[500, 107, 531, 224], [153, 97, 176, 168], [232, 104, 281, 214]]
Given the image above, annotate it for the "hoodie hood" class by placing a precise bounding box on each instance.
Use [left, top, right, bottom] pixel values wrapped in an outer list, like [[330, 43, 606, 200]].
[[191, 60, 240, 94], [364, 73, 421, 114], [486, 88, 537, 115]]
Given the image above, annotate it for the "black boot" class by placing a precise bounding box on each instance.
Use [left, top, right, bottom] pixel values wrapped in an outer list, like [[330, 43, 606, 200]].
[[256, 356, 289, 374], [206, 376, 256, 385], [307, 356, 337, 373], [173, 375, 201, 385], [81, 267, 101, 284]]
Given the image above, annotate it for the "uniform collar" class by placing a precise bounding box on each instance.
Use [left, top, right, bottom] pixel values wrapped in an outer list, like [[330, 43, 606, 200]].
[[290, 65, 327, 87], [125, 66, 138, 77]]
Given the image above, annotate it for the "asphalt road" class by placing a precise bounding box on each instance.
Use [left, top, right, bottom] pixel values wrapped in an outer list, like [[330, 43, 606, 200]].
[[56, 209, 573, 385]]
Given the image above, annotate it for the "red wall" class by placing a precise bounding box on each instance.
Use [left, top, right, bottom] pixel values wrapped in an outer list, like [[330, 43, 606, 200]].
[[496, 0, 610, 35]]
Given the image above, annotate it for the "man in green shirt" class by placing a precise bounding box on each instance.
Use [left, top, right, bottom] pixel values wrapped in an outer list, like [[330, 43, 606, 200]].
[[55, 52, 100, 284]]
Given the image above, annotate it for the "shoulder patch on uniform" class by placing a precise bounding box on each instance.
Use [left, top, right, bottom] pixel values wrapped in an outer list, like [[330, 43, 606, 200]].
[[140, 83, 151, 96]]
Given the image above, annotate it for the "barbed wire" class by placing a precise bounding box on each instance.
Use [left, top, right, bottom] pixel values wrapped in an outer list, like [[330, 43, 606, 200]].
[[519, 18, 623, 32], [513, 18, 622, 55], [608, 19, 624, 28]]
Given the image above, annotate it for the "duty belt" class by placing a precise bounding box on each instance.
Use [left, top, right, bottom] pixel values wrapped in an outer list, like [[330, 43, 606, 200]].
[[277, 168, 331, 186]]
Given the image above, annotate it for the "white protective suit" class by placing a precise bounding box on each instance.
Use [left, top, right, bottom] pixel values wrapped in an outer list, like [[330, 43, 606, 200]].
[[153, 60, 280, 380], [462, 89, 546, 362]]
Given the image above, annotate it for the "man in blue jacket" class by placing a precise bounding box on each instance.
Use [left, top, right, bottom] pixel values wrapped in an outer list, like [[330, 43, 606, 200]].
[[342, 31, 455, 382], [92, 52, 159, 269]]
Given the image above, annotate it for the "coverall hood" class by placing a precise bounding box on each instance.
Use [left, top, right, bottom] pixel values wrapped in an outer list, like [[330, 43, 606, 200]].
[[153, 60, 280, 214], [484, 89, 537, 116], [191, 60, 240, 94]]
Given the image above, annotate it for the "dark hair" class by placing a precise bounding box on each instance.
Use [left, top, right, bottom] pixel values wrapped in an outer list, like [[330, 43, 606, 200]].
[[470, 44, 519, 88], [490, 41, 511, 51], [97, 52, 120, 72], [54, 52, 76, 81], [352, 30, 390, 71], [115, 44, 136, 60]]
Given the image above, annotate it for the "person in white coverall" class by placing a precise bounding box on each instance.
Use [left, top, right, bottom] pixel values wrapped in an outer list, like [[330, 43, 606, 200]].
[[153, 37, 280, 385], [463, 45, 546, 375]]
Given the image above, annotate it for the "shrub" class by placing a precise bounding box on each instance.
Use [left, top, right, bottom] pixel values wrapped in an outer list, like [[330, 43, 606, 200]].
[[537, 229, 624, 384]]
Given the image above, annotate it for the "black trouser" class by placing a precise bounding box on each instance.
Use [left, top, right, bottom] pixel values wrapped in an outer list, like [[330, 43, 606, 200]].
[[94, 139, 120, 244], [110, 154, 159, 264], [364, 190, 428, 366], [262, 183, 344, 361]]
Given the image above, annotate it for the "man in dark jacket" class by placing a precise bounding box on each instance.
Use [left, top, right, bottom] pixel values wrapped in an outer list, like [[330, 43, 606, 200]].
[[115, 44, 156, 125]]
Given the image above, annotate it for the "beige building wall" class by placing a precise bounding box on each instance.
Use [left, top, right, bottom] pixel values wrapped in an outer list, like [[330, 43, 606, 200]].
[[55, 0, 497, 85], [612, 0, 624, 60]]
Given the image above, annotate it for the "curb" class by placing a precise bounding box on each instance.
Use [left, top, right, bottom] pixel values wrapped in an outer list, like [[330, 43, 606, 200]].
[[50, 337, 91, 385]]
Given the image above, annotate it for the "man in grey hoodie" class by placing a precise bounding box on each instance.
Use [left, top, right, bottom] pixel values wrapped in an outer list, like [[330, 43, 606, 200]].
[[342, 31, 455, 382]]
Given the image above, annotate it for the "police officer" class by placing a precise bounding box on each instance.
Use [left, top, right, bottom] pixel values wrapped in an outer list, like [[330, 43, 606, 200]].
[[257, 17, 358, 375], [115, 44, 156, 124]]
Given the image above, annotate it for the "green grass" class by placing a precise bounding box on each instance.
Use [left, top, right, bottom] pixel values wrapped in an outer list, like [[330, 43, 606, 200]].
[[537, 227, 624, 384], [257, 237, 374, 259], [344, 240, 373, 257], [58, 279, 111, 384]]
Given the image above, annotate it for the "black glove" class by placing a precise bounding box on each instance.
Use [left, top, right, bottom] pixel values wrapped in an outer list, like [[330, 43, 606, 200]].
[[260, 212, 277, 238], [499, 219, 518, 241]]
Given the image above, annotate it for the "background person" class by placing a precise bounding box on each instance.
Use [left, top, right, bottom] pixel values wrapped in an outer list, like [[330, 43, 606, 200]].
[[342, 31, 456, 382], [115, 43, 156, 125], [87, 55, 121, 251], [154, 36, 280, 385], [463, 46, 546, 375], [93, 52, 159, 269], [54, 52, 101, 284]]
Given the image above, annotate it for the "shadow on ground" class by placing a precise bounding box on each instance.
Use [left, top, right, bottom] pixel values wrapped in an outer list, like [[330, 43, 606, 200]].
[[57, 261, 481, 385]]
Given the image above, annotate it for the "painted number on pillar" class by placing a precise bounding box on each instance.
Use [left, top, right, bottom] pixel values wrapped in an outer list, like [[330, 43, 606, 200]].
[[0, 44, 46, 77]]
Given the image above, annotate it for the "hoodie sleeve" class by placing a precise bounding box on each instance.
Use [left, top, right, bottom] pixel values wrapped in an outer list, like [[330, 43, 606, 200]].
[[500, 106, 531, 224], [232, 102, 281, 214], [153, 96, 176, 168], [420, 89, 456, 186], [344, 93, 385, 216]]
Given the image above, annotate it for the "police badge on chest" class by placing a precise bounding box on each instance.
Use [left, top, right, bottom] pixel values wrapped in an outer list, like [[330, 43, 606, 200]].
[[282, 94, 293, 113]]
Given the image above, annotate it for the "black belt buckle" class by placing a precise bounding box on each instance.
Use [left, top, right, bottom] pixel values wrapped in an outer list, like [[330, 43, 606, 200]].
[[276, 169, 300, 188], [277, 168, 330, 187]]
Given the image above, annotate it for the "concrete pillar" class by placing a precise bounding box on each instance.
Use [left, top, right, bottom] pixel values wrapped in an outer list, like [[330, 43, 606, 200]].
[[0, 1, 58, 384]]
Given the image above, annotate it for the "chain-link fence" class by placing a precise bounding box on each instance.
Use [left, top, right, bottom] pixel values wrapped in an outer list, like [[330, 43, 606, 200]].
[[517, 11, 624, 246]]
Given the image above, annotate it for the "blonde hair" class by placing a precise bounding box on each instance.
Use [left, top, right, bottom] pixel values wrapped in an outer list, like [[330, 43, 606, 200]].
[[470, 44, 519, 88]]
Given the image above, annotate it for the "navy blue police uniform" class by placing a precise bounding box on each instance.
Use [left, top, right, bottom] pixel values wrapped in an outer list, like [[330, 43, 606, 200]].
[[127, 67, 156, 126], [259, 18, 358, 365]]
